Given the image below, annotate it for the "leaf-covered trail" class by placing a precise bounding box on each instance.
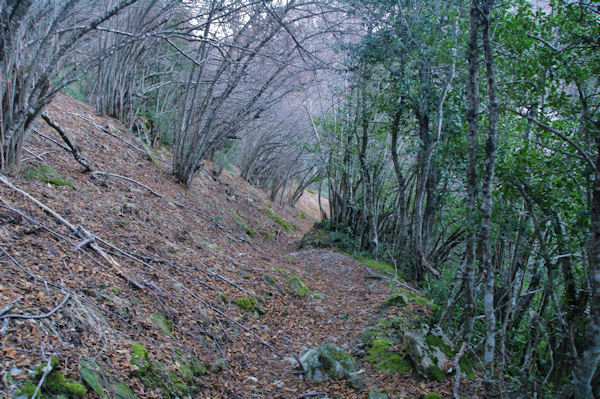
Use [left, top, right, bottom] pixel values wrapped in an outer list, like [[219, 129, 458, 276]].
[[0, 93, 463, 399]]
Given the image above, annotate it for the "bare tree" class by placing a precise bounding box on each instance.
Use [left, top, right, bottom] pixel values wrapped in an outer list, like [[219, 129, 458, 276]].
[[0, 0, 141, 169]]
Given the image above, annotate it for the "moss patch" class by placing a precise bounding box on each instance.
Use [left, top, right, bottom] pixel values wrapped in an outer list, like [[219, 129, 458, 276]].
[[18, 357, 87, 398], [365, 339, 412, 373], [265, 208, 296, 232], [233, 296, 266, 315], [287, 275, 309, 298], [260, 230, 274, 240], [425, 335, 453, 358], [127, 350, 206, 398], [345, 253, 398, 277], [233, 214, 254, 236], [424, 394, 442, 399], [81, 359, 135, 399], [383, 293, 408, 308], [22, 166, 75, 188], [427, 364, 445, 382]]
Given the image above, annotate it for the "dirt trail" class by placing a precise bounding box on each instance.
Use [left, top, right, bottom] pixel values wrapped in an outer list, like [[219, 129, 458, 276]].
[[0, 93, 463, 399]]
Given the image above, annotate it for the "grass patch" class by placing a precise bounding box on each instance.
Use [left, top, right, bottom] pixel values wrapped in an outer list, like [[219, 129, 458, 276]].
[[22, 166, 75, 188]]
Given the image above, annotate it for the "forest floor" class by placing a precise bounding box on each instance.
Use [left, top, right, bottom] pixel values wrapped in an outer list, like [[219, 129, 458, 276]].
[[0, 94, 480, 398]]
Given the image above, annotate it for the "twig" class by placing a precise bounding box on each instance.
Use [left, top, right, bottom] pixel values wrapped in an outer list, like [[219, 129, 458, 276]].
[[0, 297, 23, 316], [33, 344, 53, 399], [0, 292, 70, 320]]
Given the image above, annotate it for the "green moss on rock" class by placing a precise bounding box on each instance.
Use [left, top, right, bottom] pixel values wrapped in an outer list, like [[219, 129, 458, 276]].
[[365, 339, 412, 374], [287, 275, 309, 298], [300, 342, 356, 383], [425, 335, 453, 358], [16, 381, 40, 399], [383, 293, 408, 307]]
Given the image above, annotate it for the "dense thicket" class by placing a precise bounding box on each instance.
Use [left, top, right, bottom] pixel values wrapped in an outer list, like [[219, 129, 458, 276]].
[[1, 0, 598, 396], [313, 0, 599, 397]]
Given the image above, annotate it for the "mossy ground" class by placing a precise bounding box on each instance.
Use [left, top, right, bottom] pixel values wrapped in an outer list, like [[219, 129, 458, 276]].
[[17, 358, 87, 399], [126, 345, 206, 398], [287, 274, 309, 298], [365, 339, 412, 373], [234, 213, 255, 236], [22, 166, 75, 188], [265, 208, 296, 232], [233, 296, 266, 315]]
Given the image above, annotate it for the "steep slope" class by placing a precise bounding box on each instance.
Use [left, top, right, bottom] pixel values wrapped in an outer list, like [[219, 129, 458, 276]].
[[1, 94, 473, 398]]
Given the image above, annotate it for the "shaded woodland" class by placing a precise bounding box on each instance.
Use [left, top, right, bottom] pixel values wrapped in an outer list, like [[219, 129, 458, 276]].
[[1, 0, 599, 397]]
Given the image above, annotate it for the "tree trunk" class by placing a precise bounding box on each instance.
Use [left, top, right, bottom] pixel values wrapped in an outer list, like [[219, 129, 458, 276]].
[[572, 132, 600, 398], [480, 0, 499, 388]]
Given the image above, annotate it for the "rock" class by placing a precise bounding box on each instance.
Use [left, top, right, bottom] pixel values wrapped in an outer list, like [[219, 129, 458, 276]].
[[383, 293, 408, 307], [403, 324, 451, 381], [299, 342, 356, 383], [347, 373, 363, 389], [273, 380, 285, 388], [244, 376, 258, 384], [368, 393, 389, 399], [284, 356, 299, 368]]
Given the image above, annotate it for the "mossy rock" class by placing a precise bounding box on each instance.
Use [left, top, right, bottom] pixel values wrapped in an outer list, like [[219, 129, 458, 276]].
[[383, 293, 408, 308], [403, 325, 450, 381], [127, 351, 206, 398], [299, 342, 356, 383], [287, 275, 309, 298], [365, 339, 412, 374], [151, 314, 173, 337], [80, 359, 135, 399], [265, 208, 296, 232], [22, 166, 75, 189]]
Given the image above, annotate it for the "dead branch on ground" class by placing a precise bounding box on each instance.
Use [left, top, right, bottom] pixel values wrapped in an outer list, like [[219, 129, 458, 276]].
[[41, 113, 91, 171]]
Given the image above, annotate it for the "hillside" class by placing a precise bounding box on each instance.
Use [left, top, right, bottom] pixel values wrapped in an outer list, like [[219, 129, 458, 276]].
[[1, 94, 474, 399]]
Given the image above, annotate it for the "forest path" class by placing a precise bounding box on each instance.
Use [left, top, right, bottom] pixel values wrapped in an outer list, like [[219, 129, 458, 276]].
[[214, 246, 445, 398], [0, 93, 458, 399]]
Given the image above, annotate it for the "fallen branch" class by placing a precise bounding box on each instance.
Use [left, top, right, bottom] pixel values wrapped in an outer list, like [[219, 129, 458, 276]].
[[0, 297, 23, 316], [92, 171, 163, 197], [0, 174, 144, 290], [0, 292, 70, 320], [41, 113, 91, 171]]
